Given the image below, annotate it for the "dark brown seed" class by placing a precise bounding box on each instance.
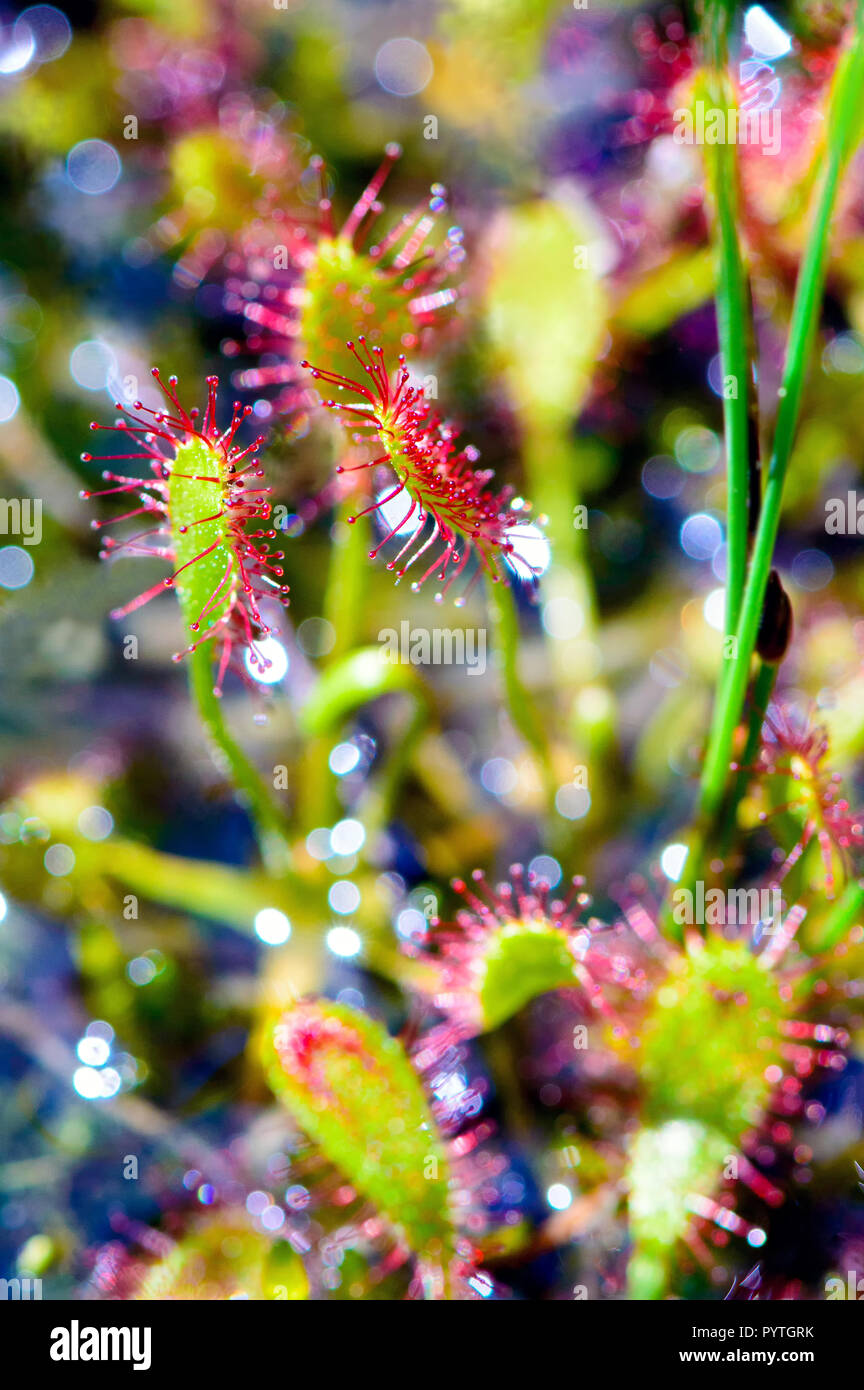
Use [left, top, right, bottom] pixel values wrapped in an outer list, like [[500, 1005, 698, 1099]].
[[756, 569, 793, 663]]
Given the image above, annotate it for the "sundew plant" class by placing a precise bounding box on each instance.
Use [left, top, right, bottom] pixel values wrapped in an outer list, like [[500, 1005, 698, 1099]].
[[3, 0, 864, 1313]]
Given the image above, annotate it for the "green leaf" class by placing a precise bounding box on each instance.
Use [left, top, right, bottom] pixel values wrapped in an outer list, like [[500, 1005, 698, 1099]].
[[476, 921, 580, 1031], [626, 1120, 729, 1300], [136, 1210, 308, 1301], [300, 645, 425, 736], [168, 438, 236, 639], [615, 937, 794, 1297], [485, 199, 608, 430], [633, 937, 787, 1140], [265, 999, 456, 1267]]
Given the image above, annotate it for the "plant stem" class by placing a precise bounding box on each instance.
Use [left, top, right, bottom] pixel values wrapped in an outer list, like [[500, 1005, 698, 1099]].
[[809, 878, 864, 952], [188, 640, 292, 873], [324, 497, 369, 661], [362, 693, 431, 843], [79, 836, 299, 929], [488, 577, 557, 813], [69, 836, 430, 987], [698, 4, 864, 826], [719, 659, 776, 855], [522, 425, 616, 760], [298, 498, 369, 833], [699, 9, 751, 638]]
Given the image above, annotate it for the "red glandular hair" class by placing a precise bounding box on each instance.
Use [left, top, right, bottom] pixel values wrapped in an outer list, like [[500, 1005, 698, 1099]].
[[735, 703, 864, 899], [303, 339, 541, 602], [222, 145, 464, 416], [82, 369, 289, 695]]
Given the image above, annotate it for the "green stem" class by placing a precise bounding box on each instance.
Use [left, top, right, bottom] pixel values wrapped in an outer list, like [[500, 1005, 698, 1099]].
[[298, 499, 369, 833], [189, 640, 292, 874], [362, 694, 431, 843], [488, 577, 556, 812], [522, 425, 616, 759], [68, 837, 430, 987], [521, 427, 599, 625], [719, 659, 777, 855], [80, 836, 300, 930], [698, 5, 864, 825], [809, 878, 864, 953], [699, 9, 751, 638], [324, 498, 369, 661]]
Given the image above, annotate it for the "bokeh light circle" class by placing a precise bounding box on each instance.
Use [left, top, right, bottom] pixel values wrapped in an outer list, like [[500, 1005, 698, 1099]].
[[0, 376, 20, 423], [374, 37, 433, 96], [17, 6, 71, 62], [66, 140, 122, 195]]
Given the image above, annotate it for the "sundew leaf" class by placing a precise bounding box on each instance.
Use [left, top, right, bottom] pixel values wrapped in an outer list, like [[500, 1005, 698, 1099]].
[[265, 1000, 456, 1266], [476, 921, 580, 1031], [614, 936, 803, 1298], [136, 1210, 308, 1301], [168, 438, 239, 638], [633, 937, 788, 1141], [484, 199, 609, 430], [299, 235, 419, 385], [85, 371, 288, 697], [626, 1120, 729, 1301]]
